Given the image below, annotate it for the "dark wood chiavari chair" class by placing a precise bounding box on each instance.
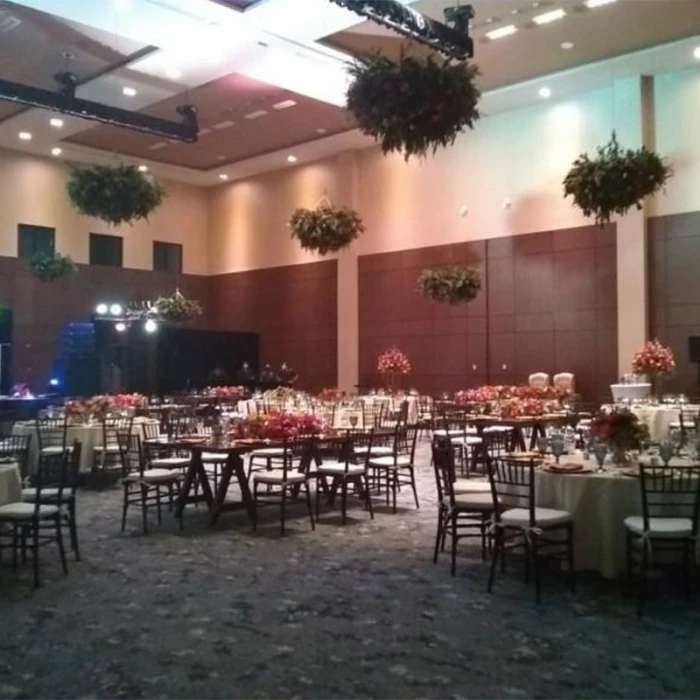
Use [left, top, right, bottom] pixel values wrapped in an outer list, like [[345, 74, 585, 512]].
[[624, 464, 700, 614], [0, 433, 31, 480], [432, 436, 495, 575], [487, 456, 575, 603], [94, 416, 133, 471]]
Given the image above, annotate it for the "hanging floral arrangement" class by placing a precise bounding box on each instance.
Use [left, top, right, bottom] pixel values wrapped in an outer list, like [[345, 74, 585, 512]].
[[289, 204, 364, 255], [154, 291, 202, 323], [27, 252, 77, 282], [346, 51, 480, 160], [67, 163, 166, 226], [563, 132, 672, 225], [418, 265, 481, 304]]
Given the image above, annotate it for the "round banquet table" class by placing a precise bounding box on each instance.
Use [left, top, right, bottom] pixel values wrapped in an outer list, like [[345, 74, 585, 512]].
[[610, 383, 651, 402], [13, 417, 160, 474], [531, 454, 698, 579], [0, 462, 22, 505]]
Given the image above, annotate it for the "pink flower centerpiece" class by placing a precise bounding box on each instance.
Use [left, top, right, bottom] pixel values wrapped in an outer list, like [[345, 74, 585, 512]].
[[631, 339, 675, 396], [233, 412, 325, 440], [377, 346, 411, 392], [205, 385, 247, 401]]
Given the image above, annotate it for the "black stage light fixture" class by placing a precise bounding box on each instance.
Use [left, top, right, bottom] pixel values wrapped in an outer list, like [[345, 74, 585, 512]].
[[0, 71, 198, 143], [328, 0, 474, 60]]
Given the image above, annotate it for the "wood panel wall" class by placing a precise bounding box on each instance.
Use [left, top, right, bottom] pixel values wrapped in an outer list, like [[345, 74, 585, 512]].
[[359, 225, 617, 400], [208, 260, 337, 392], [0, 255, 209, 389], [649, 211, 700, 395]]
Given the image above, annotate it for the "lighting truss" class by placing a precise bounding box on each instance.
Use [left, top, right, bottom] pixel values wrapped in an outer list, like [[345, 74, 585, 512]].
[[0, 72, 198, 143], [328, 0, 474, 60]]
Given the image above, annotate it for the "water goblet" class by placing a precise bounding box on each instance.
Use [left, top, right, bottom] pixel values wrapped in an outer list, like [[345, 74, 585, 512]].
[[659, 441, 674, 467], [349, 413, 358, 429], [536, 436, 548, 456], [593, 442, 608, 473], [550, 435, 565, 464]]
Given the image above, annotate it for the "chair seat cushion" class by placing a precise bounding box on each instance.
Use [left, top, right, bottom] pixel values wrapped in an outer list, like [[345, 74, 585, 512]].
[[250, 448, 285, 458], [353, 446, 393, 457], [22, 487, 71, 502], [40, 445, 73, 455], [369, 456, 412, 469], [0, 502, 59, 519], [94, 444, 120, 454], [501, 507, 572, 528], [202, 452, 227, 463], [433, 429, 472, 438], [150, 457, 190, 468], [452, 436, 483, 447], [317, 462, 365, 476], [624, 515, 693, 539], [448, 493, 495, 510], [125, 468, 182, 484], [483, 426, 514, 434], [254, 470, 307, 485], [453, 479, 491, 495]]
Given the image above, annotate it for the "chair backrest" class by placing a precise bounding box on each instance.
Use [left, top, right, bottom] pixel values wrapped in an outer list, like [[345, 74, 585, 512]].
[[439, 409, 468, 436], [487, 457, 537, 525], [34, 448, 69, 510], [431, 436, 457, 509], [117, 431, 145, 477], [639, 465, 700, 534], [528, 373, 550, 389], [102, 417, 133, 447], [553, 372, 575, 393], [483, 426, 512, 457], [0, 433, 31, 478], [344, 429, 374, 472], [395, 424, 419, 462], [280, 437, 315, 478], [36, 417, 67, 450]]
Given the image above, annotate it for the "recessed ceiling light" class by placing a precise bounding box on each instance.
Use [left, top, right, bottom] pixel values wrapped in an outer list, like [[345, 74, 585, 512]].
[[51, 147, 62, 157], [219, 174, 229, 181], [694, 46, 700, 60], [486, 24, 517, 40], [538, 87, 552, 99], [561, 41, 574, 50], [122, 86, 137, 97], [273, 99, 297, 110], [287, 155, 298, 163], [18, 131, 32, 141], [50, 118, 64, 128], [165, 67, 181, 80], [585, 0, 616, 7], [138, 164, 148, 172], [533, 8, 566, 24]]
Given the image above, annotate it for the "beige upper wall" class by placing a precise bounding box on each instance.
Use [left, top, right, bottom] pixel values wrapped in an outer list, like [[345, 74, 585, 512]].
[[0, 148, 209, 275]]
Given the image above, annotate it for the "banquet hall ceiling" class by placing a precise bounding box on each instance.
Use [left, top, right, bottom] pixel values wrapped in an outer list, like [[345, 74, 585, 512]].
[[0, 0, 699, 185]]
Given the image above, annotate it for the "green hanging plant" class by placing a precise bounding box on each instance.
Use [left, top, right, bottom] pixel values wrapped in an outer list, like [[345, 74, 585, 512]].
[[27, 252, 77, 282], [418, 265, 481, 305], [563, 131, 673, 226], [346, 51, 480, 160], [154, 291, 202, 323], [66, 163, 166, 226], [289, 204, 364, 255]]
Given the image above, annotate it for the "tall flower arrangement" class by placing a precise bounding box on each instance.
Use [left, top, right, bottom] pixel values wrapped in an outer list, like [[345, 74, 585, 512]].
[[631, 339, 675, 396], [377, 346, 411, 392]]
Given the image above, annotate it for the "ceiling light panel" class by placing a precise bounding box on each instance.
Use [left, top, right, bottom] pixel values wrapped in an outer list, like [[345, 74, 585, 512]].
[[485, 25, 517, 40], [213, 119, 235, 129], [585, 0, 616, 7], [273, 99, 297, 110], [244, 110, 267, 120], [532, 8, 566, 24]]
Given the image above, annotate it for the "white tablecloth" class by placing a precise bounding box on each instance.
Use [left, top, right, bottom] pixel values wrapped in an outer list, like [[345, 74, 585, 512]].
[[629, 405, 680, 442], [13, 418, 160, 474], [360, 396, 419, 424], [610, 383, 651, 401], [0, 463, 21, 505]]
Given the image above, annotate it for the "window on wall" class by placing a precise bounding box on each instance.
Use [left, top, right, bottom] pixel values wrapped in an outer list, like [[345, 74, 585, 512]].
[[17, 224, 55, 259], [89, 233, 123, 267], [153, 241, 182, 273]]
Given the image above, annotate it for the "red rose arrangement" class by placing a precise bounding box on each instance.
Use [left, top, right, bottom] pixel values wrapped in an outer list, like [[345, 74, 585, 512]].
[[319, 388, 344, 402], [590, 410, 648, 451], [205, 385, 247, 401], [631, 339, 675, 377], [233, 412, 326, 440], [65, 393, 145, 416], [377, 347, 411, 375]]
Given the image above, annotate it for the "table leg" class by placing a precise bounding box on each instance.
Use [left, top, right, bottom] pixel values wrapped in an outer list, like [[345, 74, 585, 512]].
[[210, 453, 256, 525], [175, 451, 213, 519]]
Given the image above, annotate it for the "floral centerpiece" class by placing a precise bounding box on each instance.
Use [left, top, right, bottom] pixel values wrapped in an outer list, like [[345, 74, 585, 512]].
[[500, 398, 547, 419], [590, 409, 648, 464], [205, 385, 247, 401], [65, 393, 145, 420], [454, 385, 570, 414], [232, 412, 325, 440], [319, 388, 344, 402], [631, 339, 675, 396], [377, 346, 411, 392]]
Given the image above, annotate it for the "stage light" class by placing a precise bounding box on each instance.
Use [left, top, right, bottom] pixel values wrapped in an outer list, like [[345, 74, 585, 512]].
[[49, 378, 59, 387], [110, 303, 123, 316], [115, 322, 127, 333], [144, 319, 158, 333], [96, 303, 108, 315]]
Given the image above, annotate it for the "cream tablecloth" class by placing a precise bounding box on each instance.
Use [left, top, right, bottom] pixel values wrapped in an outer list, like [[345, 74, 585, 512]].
[[610, 383, 651, 401], [13, 417, 160, 474], [629, 405, 681, 442], [0, 463, 21, 506]]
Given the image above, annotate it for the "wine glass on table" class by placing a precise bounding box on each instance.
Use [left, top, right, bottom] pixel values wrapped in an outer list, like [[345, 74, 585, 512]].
[[593, 441, 608, 473], [659, 441, 674, 467], [550, 435, 565, 465], [349, 413, 358, 430]]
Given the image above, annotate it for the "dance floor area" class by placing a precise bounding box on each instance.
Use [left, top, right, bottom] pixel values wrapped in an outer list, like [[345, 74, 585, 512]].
[[1, 442, 699, 700]]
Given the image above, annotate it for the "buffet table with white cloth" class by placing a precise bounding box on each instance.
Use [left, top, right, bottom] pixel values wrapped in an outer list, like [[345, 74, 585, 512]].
[[610, 384, 651, 402], [13, 417, 160, 474], [530, 454, 697, 578], [0, 462, 21, 505], [629, 405, 685, 442]]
